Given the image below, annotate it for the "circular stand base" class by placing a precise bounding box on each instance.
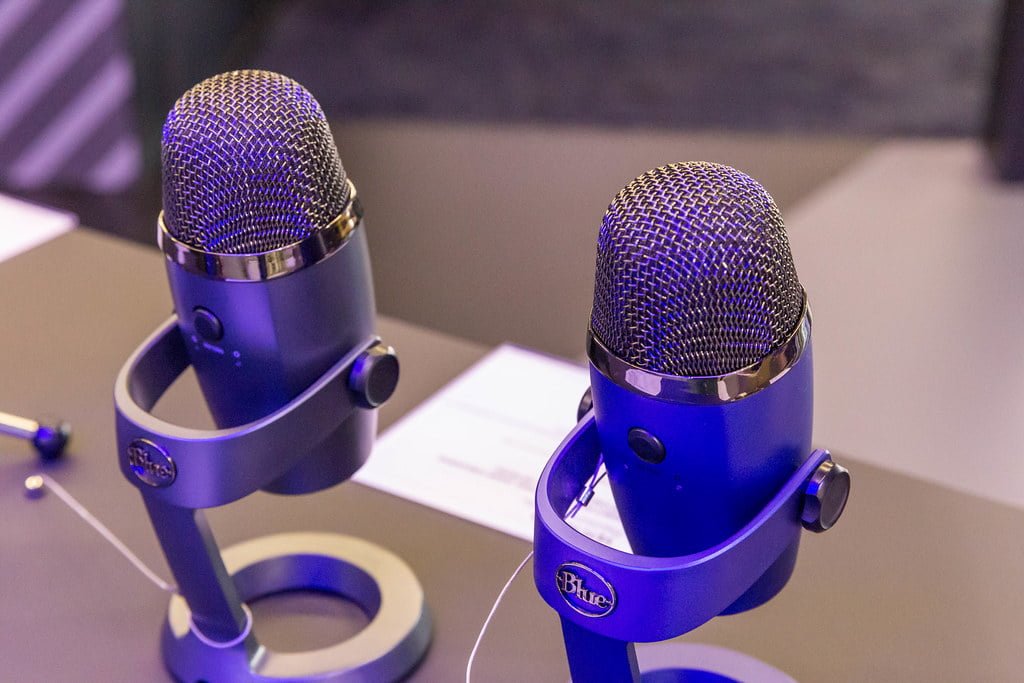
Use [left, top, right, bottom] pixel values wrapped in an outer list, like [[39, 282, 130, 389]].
[[635, 643, 796, 683], [161, 532, 431, 682]]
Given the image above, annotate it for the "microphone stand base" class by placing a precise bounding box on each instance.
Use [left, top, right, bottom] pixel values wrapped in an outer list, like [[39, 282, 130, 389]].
[[631, 642, 795, 683], [160, 532, 431, 682]]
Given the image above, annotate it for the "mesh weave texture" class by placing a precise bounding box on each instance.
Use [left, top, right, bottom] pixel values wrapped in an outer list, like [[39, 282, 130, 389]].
[[161, 70, 348, 254], [591, 161, 804, 377]]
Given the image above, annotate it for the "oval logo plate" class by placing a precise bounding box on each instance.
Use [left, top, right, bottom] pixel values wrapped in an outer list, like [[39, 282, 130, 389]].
[[555, 562, 616, 618], [126, 438, 176, 488]]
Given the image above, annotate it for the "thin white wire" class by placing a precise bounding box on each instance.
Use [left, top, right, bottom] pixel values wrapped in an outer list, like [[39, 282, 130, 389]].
[[33, 473, 177, 594], [465, 459, 607, 682], [465, 550, 534, 683], [190, 604, 253, 648]]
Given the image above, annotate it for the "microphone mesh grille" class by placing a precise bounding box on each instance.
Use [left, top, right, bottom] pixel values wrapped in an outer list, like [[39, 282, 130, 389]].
[[161, 70, 349, 254], [591, 162, 804, 377]]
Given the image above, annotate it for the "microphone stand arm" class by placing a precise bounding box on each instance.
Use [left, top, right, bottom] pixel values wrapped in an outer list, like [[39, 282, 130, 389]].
[[534, 413, 849, 681], [114, 316, 388, 647]]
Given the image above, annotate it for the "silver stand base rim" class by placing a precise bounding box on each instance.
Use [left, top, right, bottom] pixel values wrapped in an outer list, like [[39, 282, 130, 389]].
[[162, 532, 431, 682], [562, 643, 797, 683], [637, 642, 796, 683]]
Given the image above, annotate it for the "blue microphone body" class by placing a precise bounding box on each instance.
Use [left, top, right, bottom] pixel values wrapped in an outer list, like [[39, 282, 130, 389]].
[[163, 226, 377, 495], [591, 348, 812, 554], [158, 70, 380, 495], [589, 339, 812, 610], [587, 161, 813, 612]]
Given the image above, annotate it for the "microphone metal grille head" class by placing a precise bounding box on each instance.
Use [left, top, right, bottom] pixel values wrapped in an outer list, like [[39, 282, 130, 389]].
[[591, 162, 804, 377], [161, 70, 349, 255]]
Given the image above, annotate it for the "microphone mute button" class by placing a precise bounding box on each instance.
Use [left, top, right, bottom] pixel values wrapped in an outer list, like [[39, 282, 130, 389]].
[[192, 307, 224, 342], [627, 427, 666, 464]]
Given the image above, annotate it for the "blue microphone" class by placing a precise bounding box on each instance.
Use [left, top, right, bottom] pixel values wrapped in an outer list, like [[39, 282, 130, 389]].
[[587, 161, 813, 611], [158, 70, 385, 495], [534, 162, 847, 682], [110, 72, 430, 677]]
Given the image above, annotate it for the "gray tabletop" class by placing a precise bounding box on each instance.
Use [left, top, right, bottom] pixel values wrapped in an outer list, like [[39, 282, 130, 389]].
[[1, 230, 1022, 682]]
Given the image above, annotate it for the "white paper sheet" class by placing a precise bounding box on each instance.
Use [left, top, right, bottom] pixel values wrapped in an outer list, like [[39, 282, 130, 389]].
[[0, 193, 76, 263], [356, 344, 629, 549]]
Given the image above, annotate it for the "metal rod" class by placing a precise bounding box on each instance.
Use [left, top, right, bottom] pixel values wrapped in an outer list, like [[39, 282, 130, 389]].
[[0, 411, 39, 439], [0, 411, 71, 460]]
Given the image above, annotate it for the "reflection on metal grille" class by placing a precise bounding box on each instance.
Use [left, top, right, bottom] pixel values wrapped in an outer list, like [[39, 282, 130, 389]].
[[161, 70, 348, 255], [591, 161, 804, 377]]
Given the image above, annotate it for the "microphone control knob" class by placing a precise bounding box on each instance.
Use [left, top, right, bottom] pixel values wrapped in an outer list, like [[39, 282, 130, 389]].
[[801, 456, 850, 533], [349, 344, 399, 408]]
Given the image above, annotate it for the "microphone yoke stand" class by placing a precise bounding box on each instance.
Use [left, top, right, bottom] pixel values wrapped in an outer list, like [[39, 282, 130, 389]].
[[114, 317, 430, 682], [534, 411, 850, 682]]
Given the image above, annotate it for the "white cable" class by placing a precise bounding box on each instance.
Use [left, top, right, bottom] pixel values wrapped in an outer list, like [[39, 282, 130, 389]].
[[29, 473, 177, 594], [466, 456, 607, 681], [465, 550, 534, 683], [189, 604, 253, 649], [33, 474, 252, 649]]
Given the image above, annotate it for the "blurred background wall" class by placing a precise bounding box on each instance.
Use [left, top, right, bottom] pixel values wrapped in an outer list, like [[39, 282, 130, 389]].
[[252, 1, 997, 135], [0, 0, 1008, 354]]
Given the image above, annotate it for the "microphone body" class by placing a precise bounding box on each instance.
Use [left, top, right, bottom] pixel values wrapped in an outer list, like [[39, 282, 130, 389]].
[[586, 161, 813, 611], [589, 335, 812, 610], [163, 225, 377, 494], [158, 69, 381, 495], [591, 351, 812, 555]]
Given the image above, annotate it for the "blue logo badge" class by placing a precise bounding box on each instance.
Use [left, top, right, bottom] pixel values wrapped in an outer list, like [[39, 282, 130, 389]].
[[126, 438, 176, 488], [555, 562, 616, 618]]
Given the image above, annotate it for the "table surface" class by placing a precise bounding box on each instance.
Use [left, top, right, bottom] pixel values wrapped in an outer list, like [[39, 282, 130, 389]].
[[787, 139, 1024, 511], [1, 198, 1023, 680]]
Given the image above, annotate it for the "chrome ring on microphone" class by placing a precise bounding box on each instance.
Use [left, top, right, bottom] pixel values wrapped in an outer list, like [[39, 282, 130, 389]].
[[157, 178, 364, 282], [587, 296, 811, 405]]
